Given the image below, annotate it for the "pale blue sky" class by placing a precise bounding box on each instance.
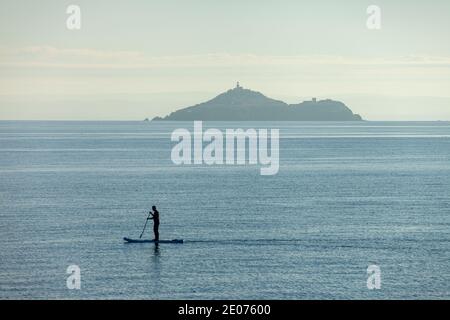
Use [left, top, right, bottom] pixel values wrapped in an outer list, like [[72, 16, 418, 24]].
[[1, 0, 450, 120]]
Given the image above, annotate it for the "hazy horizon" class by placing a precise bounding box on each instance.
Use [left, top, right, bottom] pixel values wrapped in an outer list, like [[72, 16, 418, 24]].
[[1, 0, 450, 120]]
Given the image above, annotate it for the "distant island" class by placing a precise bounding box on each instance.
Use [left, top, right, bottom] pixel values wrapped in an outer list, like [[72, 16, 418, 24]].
[[153, 83, 362, 121]]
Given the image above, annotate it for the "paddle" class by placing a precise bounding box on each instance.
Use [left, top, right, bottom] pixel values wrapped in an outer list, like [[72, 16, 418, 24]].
[[139, 211, 152, 239]]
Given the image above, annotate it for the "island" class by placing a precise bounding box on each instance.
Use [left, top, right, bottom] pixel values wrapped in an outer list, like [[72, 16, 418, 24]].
[[153, 83, 362, 121]]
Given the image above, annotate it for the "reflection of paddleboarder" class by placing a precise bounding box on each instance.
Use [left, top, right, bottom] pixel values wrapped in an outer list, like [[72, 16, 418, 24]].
[[147, 206, 160, 241]]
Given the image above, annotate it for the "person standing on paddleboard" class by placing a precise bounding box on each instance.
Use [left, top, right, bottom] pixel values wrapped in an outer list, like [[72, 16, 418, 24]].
[[148, 206, 160, 241]]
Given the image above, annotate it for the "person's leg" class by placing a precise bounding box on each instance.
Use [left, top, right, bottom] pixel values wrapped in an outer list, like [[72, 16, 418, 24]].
[[154, 225, 159, 241]]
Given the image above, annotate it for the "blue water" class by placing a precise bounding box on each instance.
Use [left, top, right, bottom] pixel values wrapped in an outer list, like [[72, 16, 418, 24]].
[[0, 121, 449, 299]]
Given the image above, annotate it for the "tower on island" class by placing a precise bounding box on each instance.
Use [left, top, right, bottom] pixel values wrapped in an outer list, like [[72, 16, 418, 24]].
[[236, 81, 242, 89]]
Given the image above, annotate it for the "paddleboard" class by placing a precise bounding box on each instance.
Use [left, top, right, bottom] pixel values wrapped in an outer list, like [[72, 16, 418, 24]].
[[123, 237, 183, 244]]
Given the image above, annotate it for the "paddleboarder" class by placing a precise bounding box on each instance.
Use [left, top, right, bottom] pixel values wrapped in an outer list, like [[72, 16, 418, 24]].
[[147, 205, 160, 241]]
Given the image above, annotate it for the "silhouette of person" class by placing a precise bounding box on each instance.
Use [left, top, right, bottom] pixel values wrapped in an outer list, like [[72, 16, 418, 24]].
[[148, 205, 160, 241]]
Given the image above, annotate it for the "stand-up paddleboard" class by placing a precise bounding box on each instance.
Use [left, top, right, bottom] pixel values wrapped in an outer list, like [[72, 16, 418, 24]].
[[123, 237, 183, 244]]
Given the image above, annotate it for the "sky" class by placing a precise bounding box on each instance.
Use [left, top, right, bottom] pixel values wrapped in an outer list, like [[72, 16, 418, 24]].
[[0, 0, 450, 120]]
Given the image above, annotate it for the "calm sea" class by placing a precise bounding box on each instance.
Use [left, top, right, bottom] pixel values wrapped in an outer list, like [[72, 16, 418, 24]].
[[0, 121, 449, 299]]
